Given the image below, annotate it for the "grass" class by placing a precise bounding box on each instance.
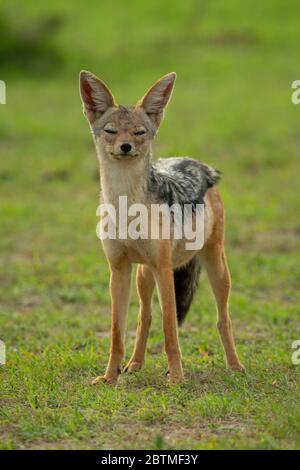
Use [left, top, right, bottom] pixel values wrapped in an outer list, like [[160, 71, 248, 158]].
[[0, 0, 300, 450]]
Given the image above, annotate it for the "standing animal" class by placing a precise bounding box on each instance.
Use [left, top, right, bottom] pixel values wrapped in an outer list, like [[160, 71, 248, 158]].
[[79, 71, 245, 385]]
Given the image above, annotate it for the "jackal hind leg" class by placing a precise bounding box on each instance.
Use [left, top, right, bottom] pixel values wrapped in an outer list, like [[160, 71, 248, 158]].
[[203, 244, 245, 372]]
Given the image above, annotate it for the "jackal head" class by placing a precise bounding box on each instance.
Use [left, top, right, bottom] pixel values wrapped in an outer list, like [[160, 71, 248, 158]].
[[79, 71, 176, 162]]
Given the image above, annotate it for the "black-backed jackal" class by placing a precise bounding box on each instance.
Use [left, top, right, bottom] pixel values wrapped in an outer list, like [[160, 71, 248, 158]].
[[79, 71, 245, 385]]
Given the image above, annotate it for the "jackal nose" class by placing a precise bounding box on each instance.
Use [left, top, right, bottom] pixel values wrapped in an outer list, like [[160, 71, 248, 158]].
[[120, 143, 132, 154]]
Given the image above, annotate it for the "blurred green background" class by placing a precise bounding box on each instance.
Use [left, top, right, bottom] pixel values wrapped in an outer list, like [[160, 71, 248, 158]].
[[0, 0, 299, 450]]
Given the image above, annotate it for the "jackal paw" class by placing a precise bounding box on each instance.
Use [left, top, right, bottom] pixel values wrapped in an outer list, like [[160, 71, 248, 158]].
[[228, 362, 245, 373], [166, 370, 185, 384], [91, 375, 118, 386], [123, 360, 144, 374]]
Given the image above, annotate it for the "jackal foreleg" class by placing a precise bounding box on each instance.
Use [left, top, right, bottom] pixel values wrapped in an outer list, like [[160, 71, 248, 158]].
[[124, 264, 155, 373], [153, 254, 183, 383], [92, 259, 132, 385]]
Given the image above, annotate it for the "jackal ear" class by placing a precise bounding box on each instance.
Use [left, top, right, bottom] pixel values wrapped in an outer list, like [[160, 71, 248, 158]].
[[79, 71, 117, 124], [136, 72, 176, 127]]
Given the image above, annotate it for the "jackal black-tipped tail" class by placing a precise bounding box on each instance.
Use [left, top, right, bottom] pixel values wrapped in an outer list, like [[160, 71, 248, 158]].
[[174, 255, 201, 325]]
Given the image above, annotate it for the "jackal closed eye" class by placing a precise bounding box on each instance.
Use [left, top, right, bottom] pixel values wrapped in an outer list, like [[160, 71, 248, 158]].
[[134, 129, 147, 136], [104, 128, 117, 135]]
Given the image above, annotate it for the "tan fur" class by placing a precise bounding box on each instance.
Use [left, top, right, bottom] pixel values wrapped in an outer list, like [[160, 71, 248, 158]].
[[124, 265, 155, 373], [200, 188, 244, 371], [93, 187, 244, 385], [80, 71, 244, 385]]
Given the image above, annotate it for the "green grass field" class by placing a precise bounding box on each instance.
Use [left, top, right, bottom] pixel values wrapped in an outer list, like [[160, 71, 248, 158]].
[[0, 0, 300, 450]]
